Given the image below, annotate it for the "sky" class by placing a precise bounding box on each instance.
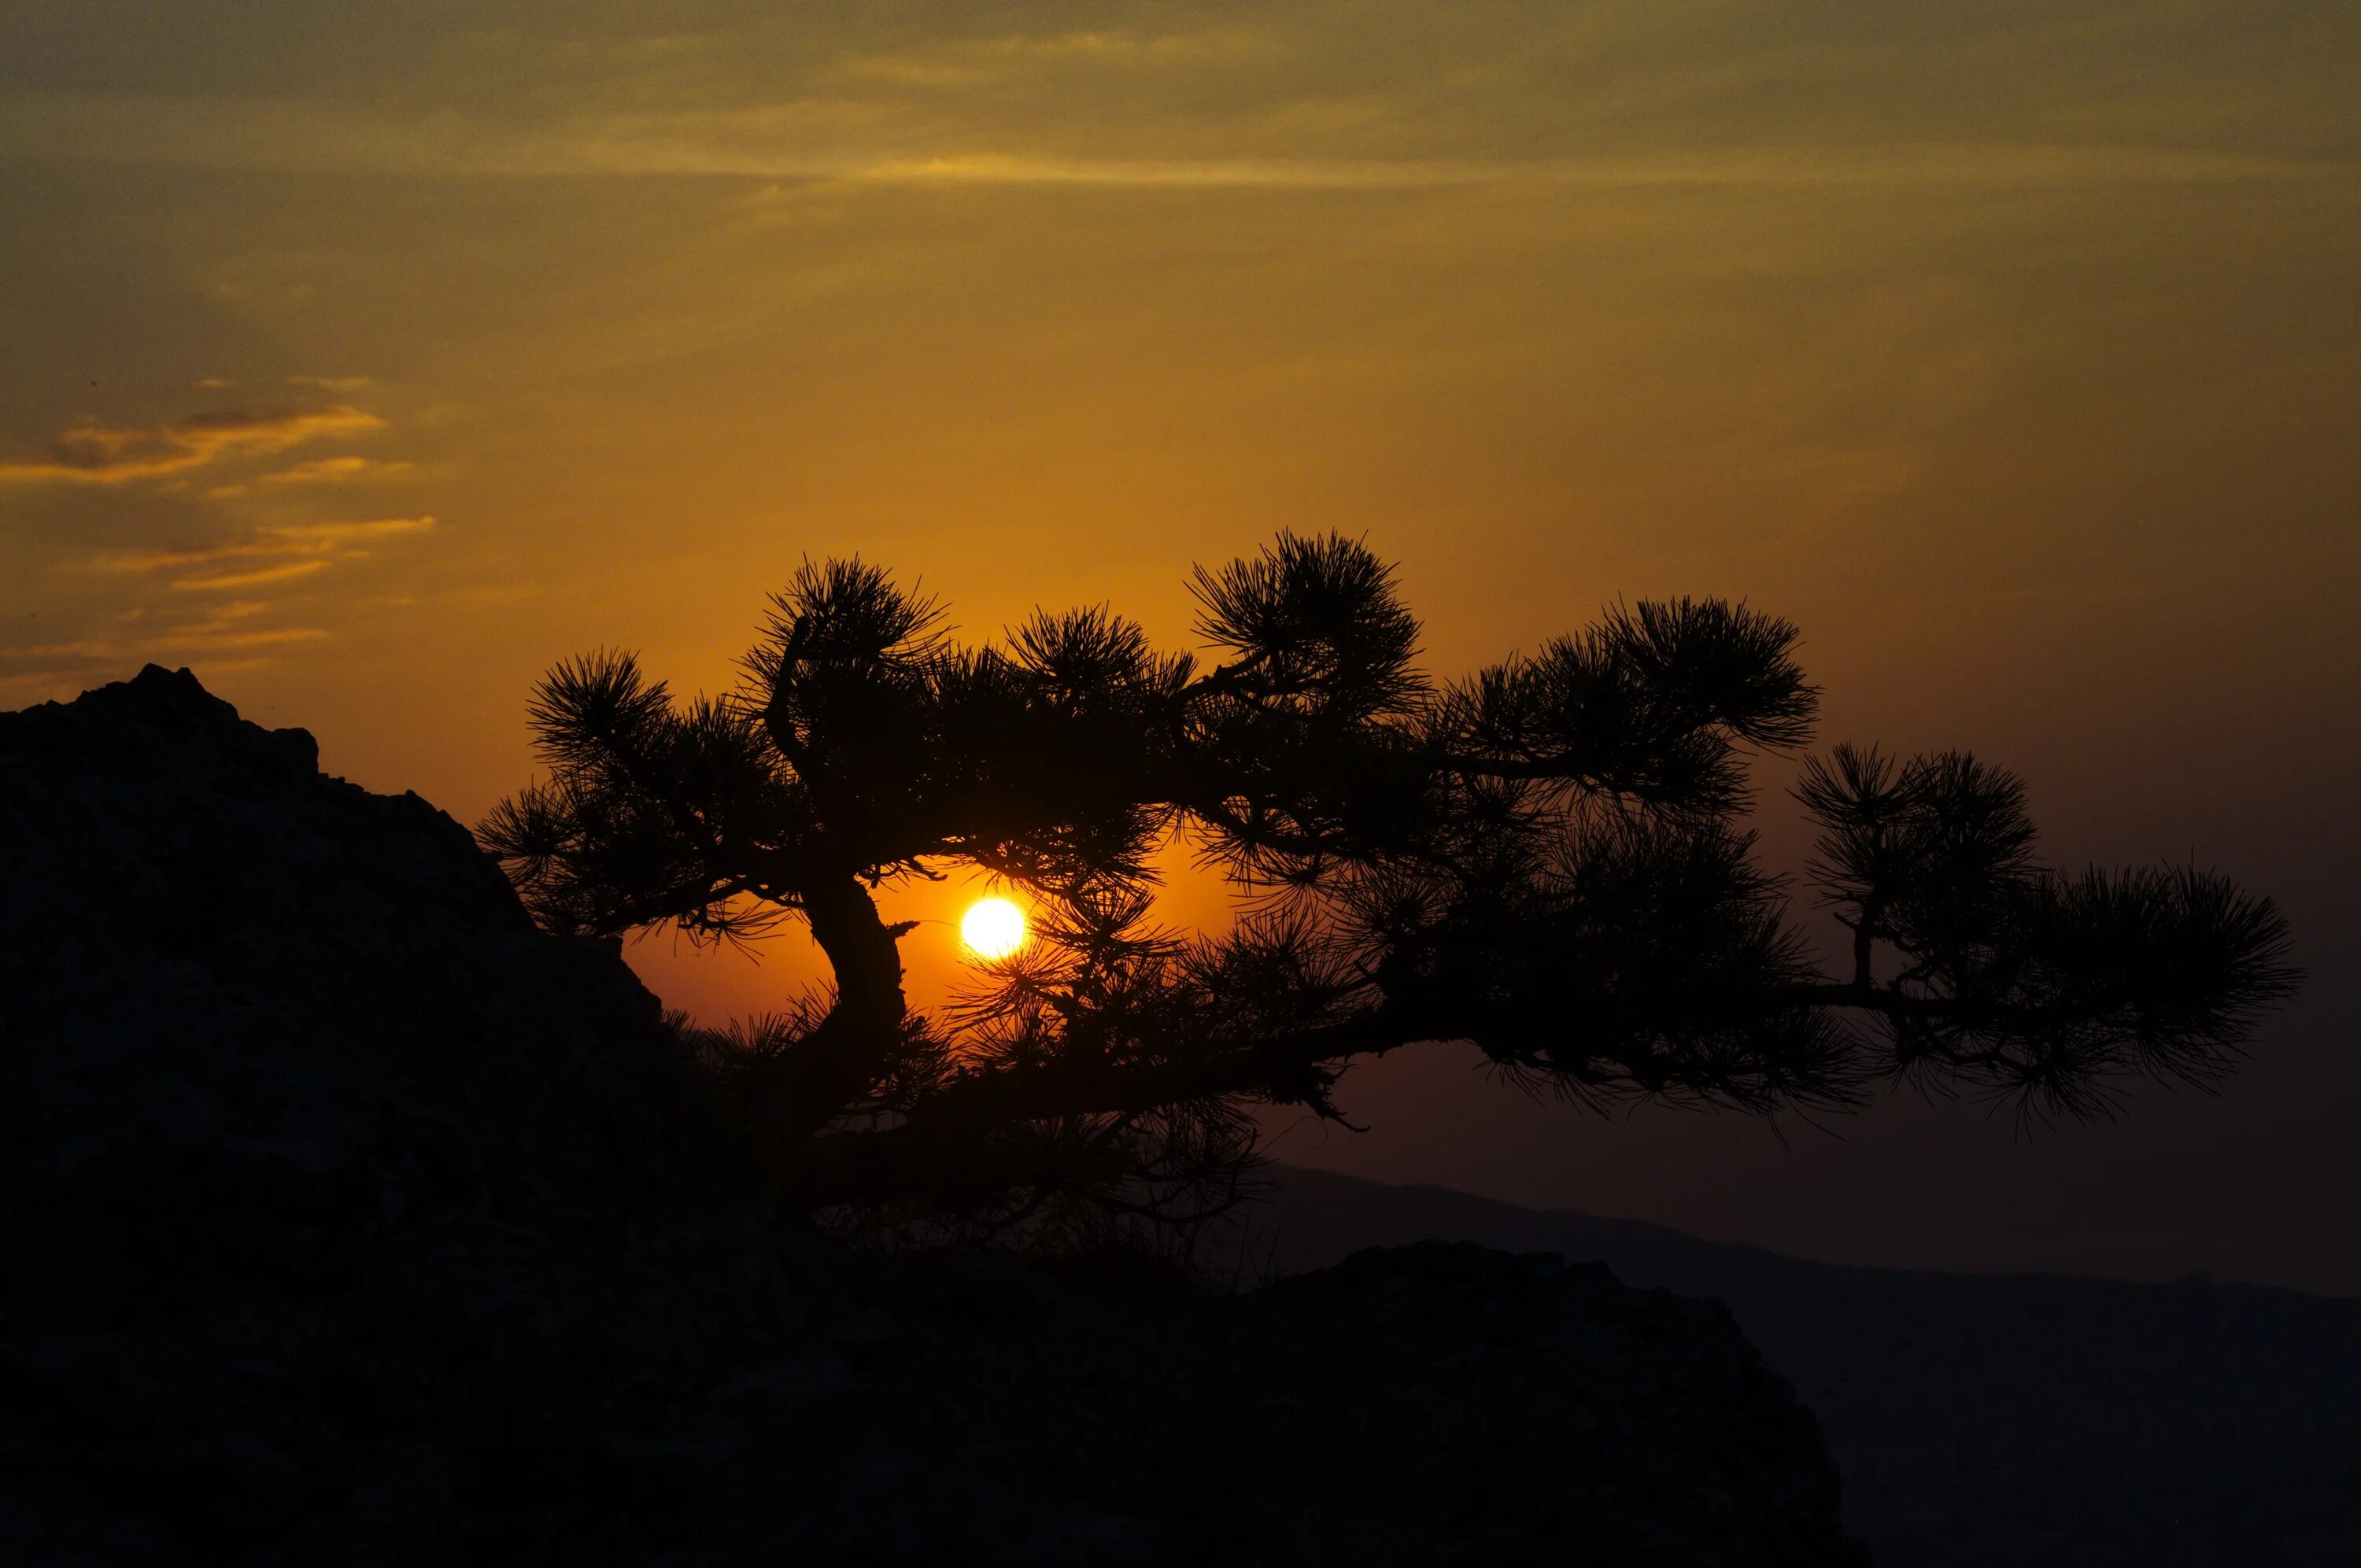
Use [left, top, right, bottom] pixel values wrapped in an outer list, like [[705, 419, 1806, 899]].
[[5, 2, 2356, 1290]]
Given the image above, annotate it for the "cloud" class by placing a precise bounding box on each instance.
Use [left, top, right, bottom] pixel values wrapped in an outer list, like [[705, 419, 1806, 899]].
[[0, 640, 118, 666], [0, 405, 386, 485], [827, 144, 2338, 192], [0, 602, 329, 695], [166, 622, 328, 646], [260, 456, 413, 485], [84, 515, 438, 592], [2, 90, 2346, 193], [169, 559, 333, 592], [255, 516, 436, 548], [87, 546, 234, 574], [171, 600, 267, 630], [287, 374, 374, 391], [826, 25, 1279, 86], [153, 600, 327, 647], [12, 517, 429, 697]]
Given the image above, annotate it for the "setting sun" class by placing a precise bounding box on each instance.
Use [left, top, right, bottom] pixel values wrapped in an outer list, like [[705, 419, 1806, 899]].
[[960, 898, 1027, 960]]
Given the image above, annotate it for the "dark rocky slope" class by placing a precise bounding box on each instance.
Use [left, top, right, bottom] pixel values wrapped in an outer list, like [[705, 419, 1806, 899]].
[[1, 667, 1864, 1565], [1262, 1167, 2361, 1566]]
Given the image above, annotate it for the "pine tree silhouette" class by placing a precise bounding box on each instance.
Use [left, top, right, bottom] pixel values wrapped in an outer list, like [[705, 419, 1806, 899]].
[[483, 534, 2296, 1227]]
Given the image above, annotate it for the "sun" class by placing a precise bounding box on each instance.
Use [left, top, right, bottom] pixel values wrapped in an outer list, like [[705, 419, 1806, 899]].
[[960, 897, 1027, 960]]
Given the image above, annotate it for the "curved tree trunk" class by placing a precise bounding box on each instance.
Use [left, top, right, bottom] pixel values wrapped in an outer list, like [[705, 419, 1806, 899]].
[[767, 875, 910, 1138]]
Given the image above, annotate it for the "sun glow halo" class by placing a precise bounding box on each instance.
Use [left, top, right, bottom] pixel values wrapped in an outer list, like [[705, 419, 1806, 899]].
[[960, 897, 1027, 960]]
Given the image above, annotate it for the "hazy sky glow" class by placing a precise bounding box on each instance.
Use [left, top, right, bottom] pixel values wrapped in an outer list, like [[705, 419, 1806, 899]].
[[5, 3, 2355, 1288]]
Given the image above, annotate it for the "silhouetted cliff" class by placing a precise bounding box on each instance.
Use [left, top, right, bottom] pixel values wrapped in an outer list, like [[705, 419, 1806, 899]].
[[0, 668, 1863, 1564], [1260, 1168, 2361, 1566]]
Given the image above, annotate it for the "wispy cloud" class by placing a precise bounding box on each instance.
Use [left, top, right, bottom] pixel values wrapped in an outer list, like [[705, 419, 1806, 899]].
[[0, 602, 328, 694], [253, 516, 436, 548], [825, 25, 1280, 86], [0, 640, 118, 666], [169, 559, 333, 592], [87, 515, 438, 592], [0, 92, 2345, 192], [836, 144, 2341, 191], [155, 600, 327, 648], [260, 456, 412, 485], [0, 405, 386, 485], [0, 609, 333, 694]]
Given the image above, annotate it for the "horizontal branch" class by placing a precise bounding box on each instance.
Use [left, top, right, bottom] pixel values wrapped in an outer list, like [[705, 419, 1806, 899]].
[[797, 1009, 1424, 1203]]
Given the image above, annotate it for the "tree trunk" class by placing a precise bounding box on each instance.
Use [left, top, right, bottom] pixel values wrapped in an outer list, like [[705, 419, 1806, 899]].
[[767, 875, 909, 1138]]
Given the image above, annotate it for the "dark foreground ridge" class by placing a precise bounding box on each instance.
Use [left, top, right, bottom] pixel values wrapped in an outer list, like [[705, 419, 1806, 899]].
[[0, 667, 1864, 1565], [1263, 1168, 2361, 1567]]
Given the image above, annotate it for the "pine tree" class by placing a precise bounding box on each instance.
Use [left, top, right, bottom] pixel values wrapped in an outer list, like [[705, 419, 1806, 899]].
[[482, 535, 2296, 1227]]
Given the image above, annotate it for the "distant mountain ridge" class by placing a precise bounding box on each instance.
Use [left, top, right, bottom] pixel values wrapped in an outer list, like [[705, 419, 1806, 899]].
[[1262, 1166, 2361, 1566]]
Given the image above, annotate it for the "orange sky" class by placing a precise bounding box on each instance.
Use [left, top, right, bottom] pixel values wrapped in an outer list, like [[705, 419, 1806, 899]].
[[5, 3, 2357, 1289]]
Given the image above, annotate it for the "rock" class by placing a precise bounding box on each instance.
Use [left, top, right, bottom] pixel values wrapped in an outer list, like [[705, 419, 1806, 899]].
[[0, 665, 697, 1283], [1216, 1244, 1861, 1565], [855, 1241, 1867, 1566], [0, 667, 1866, 1564]]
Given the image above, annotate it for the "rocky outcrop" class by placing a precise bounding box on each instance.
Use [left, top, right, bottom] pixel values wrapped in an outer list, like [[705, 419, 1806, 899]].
[[0, 667, 1864, 1564], [865, 1241, 1866, 1566], [1218, 1245, 1857, 1563]]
